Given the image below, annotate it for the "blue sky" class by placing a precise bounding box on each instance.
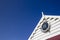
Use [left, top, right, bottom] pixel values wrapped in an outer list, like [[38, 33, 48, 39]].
[[0, 0, 60, 40]]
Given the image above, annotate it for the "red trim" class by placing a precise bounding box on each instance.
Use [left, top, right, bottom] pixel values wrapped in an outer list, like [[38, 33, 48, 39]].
[[47, 34, 60, 40]]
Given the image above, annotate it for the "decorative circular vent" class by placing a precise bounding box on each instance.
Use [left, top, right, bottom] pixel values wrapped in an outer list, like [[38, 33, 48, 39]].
[[41, 21, 50, 33]]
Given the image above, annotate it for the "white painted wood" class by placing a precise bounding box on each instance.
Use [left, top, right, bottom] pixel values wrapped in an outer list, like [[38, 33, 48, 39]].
[[28, 13, 60, 40]]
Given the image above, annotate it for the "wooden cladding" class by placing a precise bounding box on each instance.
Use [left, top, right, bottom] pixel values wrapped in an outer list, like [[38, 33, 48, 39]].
[[29, 17, 60, 40]]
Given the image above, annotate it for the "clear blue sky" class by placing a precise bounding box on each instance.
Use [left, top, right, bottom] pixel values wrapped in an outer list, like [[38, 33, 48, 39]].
[[0, 0, 60, 40]]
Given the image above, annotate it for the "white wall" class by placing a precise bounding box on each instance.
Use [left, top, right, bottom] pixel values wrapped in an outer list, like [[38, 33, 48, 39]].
[[28, 15, 60, 40]]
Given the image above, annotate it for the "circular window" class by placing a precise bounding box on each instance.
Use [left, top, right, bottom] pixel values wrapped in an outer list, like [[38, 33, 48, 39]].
[[42, 22, 48, 30], [41, 22, 50, 33]]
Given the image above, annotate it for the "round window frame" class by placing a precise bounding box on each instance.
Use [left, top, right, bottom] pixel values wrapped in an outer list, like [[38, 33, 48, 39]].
[[41, 21, 50, 33]]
